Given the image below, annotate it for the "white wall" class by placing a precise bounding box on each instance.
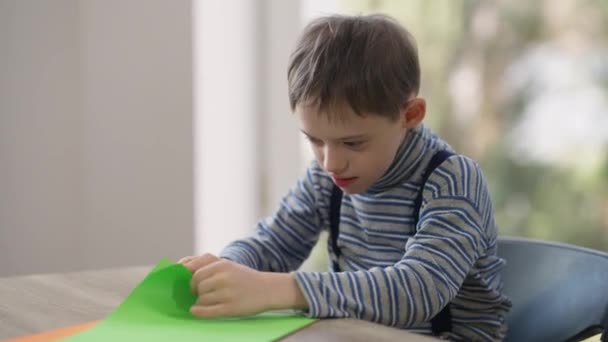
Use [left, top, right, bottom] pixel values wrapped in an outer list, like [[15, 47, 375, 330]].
[[194, 0, 304, 254], [0, 0, 84, 277], [0, 0, 307, 277], [194, 0, 261, 255], [260, 0, 306, 216], [0, 0, 194, 276], [80, 0, 193, 272]]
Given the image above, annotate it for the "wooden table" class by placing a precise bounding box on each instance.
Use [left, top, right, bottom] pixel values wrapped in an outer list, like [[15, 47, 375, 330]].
[[0, 266, 436, 341]]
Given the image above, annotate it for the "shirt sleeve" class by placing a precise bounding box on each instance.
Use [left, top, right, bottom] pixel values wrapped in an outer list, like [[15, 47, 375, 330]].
[[219, 164, 325, 273], [293, 155, 491, 327]]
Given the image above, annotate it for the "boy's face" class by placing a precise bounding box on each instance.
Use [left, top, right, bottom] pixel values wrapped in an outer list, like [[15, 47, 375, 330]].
[[295, 99, 425, 194]]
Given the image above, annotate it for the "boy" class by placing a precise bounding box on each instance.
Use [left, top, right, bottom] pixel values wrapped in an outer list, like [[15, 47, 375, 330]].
[[179, 14, 511, 341]]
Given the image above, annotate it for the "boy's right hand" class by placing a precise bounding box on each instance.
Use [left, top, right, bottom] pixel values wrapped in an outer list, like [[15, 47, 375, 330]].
[[178, 253, 220, 273], [177, 253, 308, 318]]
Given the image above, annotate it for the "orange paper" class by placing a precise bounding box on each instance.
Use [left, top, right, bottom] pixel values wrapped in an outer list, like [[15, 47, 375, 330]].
[[6, 321, 98, 342]]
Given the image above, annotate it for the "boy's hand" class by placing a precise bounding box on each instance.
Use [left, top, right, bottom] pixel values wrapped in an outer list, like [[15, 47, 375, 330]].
[[178, 253, 219, 273], [189, 258, 272, 318], [178, 253, 308, 318]]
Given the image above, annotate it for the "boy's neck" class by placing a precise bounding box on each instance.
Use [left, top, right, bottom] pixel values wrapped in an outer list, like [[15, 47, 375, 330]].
[[365, 124, 428, 194]]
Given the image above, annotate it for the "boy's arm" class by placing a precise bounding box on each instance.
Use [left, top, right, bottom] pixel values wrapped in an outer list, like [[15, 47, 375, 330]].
[[292, 156, 494, 328], [219, 165, 325, 273]]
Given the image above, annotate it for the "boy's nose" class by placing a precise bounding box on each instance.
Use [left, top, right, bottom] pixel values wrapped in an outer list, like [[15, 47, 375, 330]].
[[323, 147, 347, 175]]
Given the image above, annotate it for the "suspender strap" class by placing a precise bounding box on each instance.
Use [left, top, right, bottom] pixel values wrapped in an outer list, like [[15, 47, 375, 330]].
[[413, 149, 454, 335], [329, 183, 343, 272], [413, 150, 455, 220], [328, 149, 454, 335]]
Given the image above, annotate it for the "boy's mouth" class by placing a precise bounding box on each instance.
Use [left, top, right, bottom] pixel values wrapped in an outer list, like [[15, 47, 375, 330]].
[[333, 176, 358, 188]]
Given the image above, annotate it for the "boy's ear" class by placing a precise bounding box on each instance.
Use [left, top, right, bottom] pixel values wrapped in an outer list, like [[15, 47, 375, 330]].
[[400, 97, 426, 129]]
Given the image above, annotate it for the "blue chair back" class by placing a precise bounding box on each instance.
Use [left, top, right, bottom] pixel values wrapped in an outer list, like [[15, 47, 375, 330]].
[[498, 236, 608, 342]]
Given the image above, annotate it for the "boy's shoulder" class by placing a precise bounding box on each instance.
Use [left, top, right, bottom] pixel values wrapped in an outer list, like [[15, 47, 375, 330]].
[[428, 151, 483, 174], [422, 149, 491, 209], [414, 125, 486, 178]]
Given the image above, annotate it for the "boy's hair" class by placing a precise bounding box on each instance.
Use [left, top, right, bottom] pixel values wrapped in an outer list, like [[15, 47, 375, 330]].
[[287, 14, 420, 121]]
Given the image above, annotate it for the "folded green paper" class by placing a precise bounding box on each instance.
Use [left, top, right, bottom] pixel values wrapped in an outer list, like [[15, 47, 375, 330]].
[[64, 259, 316, 341]]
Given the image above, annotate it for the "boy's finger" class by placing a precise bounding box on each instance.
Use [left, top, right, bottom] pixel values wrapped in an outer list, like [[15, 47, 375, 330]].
[[178, 256, 196, 264], [195, 289, 223, 306], [190, 304, 230, 318], [190, 262, 222, 294], [193, 271, 223, 295], [184, 253, 219, 273]]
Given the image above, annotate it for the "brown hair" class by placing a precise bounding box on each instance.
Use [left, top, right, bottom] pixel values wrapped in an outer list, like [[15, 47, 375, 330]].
[[287, 14, 420, 120]]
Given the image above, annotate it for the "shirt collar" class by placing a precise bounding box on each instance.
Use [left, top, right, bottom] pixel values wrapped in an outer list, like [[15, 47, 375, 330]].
[[366, 124, 433, 194]]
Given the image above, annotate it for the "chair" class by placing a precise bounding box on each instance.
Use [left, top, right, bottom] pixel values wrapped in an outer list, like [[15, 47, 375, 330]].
[[497, 236, 608, 342]]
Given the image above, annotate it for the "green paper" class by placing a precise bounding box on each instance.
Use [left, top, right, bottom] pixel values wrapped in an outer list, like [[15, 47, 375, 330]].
[[64, 259, 316, 341]]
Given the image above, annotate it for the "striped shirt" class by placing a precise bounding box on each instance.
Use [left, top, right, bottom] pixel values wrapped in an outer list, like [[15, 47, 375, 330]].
[[220, 124, 512, 341]]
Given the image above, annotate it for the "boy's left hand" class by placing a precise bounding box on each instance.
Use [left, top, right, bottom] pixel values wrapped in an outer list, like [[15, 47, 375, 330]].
[[184, 255, 272, 318]]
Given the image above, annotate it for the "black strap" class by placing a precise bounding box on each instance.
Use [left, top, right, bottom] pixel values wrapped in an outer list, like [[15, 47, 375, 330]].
[[601, 310, 608, 342], [414, 149, 455, 336], [328, 149, 454, 335], [329, 183, 343, 272], [413, 150, 455, 222]]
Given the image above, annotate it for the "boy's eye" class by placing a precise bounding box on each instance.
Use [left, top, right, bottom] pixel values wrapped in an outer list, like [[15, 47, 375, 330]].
[[307, 137, 324, 146], [344, 141, 365, 148]]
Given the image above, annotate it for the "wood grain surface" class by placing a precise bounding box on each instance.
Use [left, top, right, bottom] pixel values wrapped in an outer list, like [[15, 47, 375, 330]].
[[0, 266, 436, 341]]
